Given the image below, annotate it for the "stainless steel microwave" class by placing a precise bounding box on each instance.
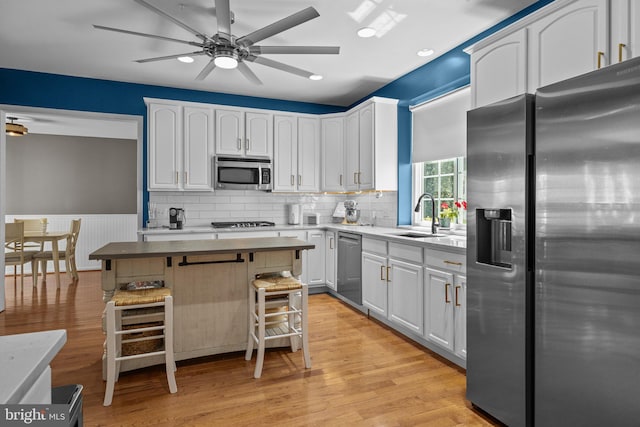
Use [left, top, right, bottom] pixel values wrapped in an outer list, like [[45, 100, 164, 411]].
[[213, 156, 272, 191]]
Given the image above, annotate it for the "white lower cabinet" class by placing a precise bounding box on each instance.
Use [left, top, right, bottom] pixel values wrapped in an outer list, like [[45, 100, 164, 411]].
[[279, 230, 325, 287], [325, 231, 337, 290], [424, 248, 466, 359], [362, 238, 424, 334]]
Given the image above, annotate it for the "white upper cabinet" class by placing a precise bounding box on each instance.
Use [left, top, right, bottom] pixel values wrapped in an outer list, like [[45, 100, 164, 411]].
[[273, 114, 319, 192], [215, 108, 272, 158], [528, 0, 608, 90], [344, 98, 397, 192], [611, 0, 640, 64], [321, 116, 345, 191], [470, 29, 528, 108], [147, 99, 213, 191]]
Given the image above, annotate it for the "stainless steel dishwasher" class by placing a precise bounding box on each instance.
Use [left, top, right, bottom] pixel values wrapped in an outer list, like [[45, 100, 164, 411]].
[[337, 231, 362, 305]]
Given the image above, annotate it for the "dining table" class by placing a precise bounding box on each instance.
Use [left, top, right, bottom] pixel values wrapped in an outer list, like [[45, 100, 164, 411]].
[[24, 230, 70, 288]]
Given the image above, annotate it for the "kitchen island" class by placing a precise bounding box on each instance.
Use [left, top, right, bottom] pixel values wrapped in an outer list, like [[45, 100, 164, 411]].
[[89, 237, 314, 371]]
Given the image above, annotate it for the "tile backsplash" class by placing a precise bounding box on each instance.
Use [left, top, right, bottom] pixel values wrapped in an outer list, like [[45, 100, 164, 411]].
[[148, 190, 397, 228]]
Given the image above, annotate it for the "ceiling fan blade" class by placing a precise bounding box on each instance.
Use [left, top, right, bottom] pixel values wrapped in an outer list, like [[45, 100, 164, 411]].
[[93, 25, 204, 47], [246, 55, 313, 79], [133, 0, 212, 43], [135, 51, 207, 63], [237, 7, 320, 47], [214, 0, 233, 39], [237, 62, 263, 85], [195, 59, 217, 81], [249, 46, 340, 55]]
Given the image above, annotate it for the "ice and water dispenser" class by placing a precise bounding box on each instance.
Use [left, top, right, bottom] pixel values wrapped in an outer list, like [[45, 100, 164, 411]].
[[476, 208, 512, 268]]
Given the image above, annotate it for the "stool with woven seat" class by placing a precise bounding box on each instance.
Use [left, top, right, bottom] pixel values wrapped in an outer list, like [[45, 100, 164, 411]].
[[245, 273, 311, 379], [103, 287, 177, 406]]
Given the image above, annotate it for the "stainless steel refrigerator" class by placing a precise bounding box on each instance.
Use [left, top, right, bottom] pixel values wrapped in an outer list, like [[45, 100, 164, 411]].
[[466, 56, 640, 427]]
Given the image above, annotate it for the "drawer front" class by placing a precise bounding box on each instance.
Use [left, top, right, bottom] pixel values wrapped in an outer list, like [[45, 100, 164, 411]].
[[362, 237, 387, 255], [426, 248, 466, 273], [388, 242, 423, 264]]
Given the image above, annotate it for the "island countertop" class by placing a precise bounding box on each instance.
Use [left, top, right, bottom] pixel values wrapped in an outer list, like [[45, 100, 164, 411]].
[[89, 236, 315, 260]]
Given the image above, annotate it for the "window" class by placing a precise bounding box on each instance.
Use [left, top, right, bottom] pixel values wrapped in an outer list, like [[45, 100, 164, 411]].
[[413, 157, 466, 225]]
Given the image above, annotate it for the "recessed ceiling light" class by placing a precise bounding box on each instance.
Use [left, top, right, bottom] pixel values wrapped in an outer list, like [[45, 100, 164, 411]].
[[309, 75, 323, 81], [177, 56, 194, 63], [357, 27, 376, 38], [417, 48, 434, 57]]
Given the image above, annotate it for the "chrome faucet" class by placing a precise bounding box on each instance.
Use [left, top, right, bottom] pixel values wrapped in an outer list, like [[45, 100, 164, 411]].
[[414, 193, 439, 235]]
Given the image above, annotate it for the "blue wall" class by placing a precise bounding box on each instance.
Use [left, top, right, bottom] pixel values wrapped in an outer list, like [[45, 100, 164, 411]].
[[0, 0, 554, 225]]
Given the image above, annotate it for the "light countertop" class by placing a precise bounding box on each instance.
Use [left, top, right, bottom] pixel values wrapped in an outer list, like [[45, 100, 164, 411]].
[[138, 224, 466, 253], [0, 329, 67, 404]]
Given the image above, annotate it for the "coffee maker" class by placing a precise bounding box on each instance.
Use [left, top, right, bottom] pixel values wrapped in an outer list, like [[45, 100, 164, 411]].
[[169, 207, 185, 230]]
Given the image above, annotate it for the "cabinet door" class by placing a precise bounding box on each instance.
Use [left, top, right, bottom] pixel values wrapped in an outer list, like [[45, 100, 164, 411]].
[[454, 275, 467, 359], [325, 231, 337, 290], [215, 109, 244, 156], [321, 117, 345, 191], [611, 0, 640, 63], [245, 112, 272, 157], [424, 267, 454, 351], [183, 106, 213, 191], [306, 230, 325, 285], [471, 29, 528, 108], [148, 103, 181, 190], [388, 258, 424, 335], [358, 104, 374, 190], [297, 117, 320, 192], [528, 0, 608, 91], [344, 110, 360, 191], [273, 115, 297, 191], [362, 252, 387, 316]]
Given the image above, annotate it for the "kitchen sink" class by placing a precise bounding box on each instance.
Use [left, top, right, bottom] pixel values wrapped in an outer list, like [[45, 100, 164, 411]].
[[388, 232, 445, 238]]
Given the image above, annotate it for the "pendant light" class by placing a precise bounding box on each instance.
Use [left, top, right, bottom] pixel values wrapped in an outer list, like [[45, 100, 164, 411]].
[[6, 117, 28, 136]]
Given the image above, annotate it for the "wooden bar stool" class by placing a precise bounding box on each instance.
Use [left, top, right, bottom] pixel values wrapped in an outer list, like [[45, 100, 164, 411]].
[[103, 287, 177, 406], [245, 273, 311, 379]]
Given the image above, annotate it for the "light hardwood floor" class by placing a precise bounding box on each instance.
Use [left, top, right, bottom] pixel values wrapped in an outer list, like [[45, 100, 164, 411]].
[[1, 272, 499, 426]]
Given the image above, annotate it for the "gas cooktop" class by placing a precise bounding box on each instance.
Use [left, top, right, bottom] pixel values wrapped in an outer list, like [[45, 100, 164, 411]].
[[211, 221, 276, 229]]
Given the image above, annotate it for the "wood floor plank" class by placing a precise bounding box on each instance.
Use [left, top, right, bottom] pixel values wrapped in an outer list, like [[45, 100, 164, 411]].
[[1, 271, 499, 426]]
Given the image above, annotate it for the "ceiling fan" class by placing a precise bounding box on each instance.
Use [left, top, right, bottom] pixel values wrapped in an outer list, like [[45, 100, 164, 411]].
[[94, 0, 340, 85]]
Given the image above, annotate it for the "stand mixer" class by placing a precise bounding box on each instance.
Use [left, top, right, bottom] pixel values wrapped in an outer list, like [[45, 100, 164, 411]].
[[343, 200, 360, 225]]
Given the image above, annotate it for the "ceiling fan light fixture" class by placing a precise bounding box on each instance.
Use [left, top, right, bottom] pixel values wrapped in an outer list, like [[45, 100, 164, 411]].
[[214, 48, 239, 69], [357, 27, 376, 38], [177, 56, 194, 63], [309, 74, 323, 81], [5, 117, 28, 137]]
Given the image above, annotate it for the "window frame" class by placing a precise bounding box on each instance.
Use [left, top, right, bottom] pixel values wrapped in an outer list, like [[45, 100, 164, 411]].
[[412, 157, 466, 227]]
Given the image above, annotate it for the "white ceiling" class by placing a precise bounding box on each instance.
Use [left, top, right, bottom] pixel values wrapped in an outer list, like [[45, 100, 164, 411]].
[[1, 0, 536, 108]]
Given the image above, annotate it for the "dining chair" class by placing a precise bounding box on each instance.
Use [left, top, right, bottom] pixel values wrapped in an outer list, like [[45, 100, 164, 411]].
[[33, 219, 81, 284], [13, 218, 47, 251], [4, 222, 38, 286]]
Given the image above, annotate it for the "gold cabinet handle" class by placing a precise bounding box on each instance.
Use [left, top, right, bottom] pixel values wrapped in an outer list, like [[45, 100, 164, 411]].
[[597, 51, 605, 69], [339, 174, 343, 186], [330, 237, 334, 250], [237, 137, 242, 150], [245, 138, 250, 151], [386, 266, 391, 282], [291, 175, 295, 186], [298, 175, 302, 186], [175, 171, 179, 184], [380, 265, 385, 281], [358, 172, 362, 184], [445, 283, 451, 303], [444, 260, 463, 266], [619, 43, 626, 63], [455, 286, 461, 307], [353, 172, 358, 184], [184, 171, 188, 184]]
